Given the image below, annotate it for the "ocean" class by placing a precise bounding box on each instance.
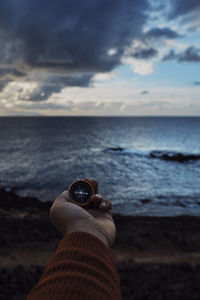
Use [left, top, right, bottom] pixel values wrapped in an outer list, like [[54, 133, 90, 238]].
[[0, 116, 200, 216]]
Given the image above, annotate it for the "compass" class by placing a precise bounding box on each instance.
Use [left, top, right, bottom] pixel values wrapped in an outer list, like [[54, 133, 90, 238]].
[[68, 179, 94, 206]]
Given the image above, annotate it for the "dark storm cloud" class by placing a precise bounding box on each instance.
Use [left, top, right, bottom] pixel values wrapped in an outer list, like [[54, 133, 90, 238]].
[[162, 47, 200, 62], [169, 0, 200, 19], [0, 0, 150, 100], [20, 74, 93, 101], [145, 27, 180, 39], [194, 82, 200, 85], [47, 74, 93, 88], [25, 85, 63, 102], [0, 79, 11, 92], [0, 68, 26, 79], [131, 48, 158, 59]]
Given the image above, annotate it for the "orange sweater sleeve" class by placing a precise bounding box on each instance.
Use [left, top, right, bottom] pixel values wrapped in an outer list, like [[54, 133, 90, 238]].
[[27, 232, 121, 300]]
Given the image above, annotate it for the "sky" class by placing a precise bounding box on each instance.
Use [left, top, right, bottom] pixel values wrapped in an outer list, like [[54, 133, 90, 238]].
[[0, 0, 200, 116]]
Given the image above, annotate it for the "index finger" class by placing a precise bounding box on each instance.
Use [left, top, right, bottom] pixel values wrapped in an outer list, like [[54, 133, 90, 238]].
[[55, 190, 70, 204]]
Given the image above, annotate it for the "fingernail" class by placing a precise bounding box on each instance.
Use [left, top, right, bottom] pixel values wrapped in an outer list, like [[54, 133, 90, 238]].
[[101, 202, 106, 207]]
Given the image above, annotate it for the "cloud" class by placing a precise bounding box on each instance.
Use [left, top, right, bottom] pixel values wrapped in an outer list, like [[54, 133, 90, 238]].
[[93, 72, 115, 82], [0, 0, 150, 100], [131, 48, 158, 59], [194, 81, 200, 85], [0, 68, 26, 79], [169, 0, 200, 19], [162, 47, 200, 62], [1, 0, 199, 114], [24, 84, 63, 102], [145, 27, 180, 39], [16, 74, 93, 101], [124, 56, 154, 75], [141, 90, 149, 94], [47, 74, 93, 88], [180, 47, 200, 62], [17, 100, 73, 111], [162, 50, 177, 61], [0, 79, 11, 91]]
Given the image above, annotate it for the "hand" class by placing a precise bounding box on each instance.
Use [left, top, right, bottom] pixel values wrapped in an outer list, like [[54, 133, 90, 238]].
[[50, 178, 116, 248]]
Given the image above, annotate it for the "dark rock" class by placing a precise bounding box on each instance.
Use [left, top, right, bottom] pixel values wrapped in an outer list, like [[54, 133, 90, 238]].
[[140, 198, 152, 204], [105, 147, 124, 152]]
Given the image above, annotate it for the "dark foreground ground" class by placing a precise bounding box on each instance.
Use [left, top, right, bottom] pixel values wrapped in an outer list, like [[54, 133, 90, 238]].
[[1, 189, 200, 300]]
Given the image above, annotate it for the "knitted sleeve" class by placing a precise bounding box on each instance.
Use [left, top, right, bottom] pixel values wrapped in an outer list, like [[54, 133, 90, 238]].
[[27, 232, 121, 300]]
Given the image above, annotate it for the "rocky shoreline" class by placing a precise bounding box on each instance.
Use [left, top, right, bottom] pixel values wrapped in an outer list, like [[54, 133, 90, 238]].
[[1, 188, 200, 299]]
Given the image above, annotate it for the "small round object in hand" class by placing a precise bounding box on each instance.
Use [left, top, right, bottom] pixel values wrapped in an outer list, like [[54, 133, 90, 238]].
[[68, 179, 94, 206]]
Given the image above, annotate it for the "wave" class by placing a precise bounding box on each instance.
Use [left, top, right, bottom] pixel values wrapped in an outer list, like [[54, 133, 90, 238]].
[[104, 147, 200, 162]]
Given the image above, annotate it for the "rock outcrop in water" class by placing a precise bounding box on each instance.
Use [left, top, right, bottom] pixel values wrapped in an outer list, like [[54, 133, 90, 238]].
[[105, 147, 124, 152], [150, 151, 200, 162], [105, 147, 200, 163]]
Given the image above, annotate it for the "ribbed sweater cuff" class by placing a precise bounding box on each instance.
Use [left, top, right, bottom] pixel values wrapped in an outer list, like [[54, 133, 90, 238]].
[[59, 231, 109, 254], [57, 231, 119, 281], [28, 231, 121, 300]]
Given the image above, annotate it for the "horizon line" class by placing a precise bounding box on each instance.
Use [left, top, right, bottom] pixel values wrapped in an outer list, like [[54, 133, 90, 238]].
[[0, 115, 200, 118]]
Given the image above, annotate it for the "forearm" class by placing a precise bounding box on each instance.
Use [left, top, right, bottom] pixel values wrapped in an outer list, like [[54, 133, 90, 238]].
[[27, 232, 121, 300]]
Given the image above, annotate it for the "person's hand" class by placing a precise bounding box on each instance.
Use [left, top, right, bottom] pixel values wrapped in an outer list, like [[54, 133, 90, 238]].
[[50, 178, 116, 248]]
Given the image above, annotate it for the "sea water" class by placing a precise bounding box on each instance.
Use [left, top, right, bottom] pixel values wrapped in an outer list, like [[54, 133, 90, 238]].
[[0, 116, 200, 216]]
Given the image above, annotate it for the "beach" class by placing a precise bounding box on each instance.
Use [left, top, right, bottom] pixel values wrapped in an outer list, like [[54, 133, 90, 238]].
[[1, 188, 200, 300]]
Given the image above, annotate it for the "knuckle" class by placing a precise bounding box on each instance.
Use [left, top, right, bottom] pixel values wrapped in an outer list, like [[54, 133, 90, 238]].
[[49, 206, 54, 218], [49, 204, 57, 219], [91, 178, 98, 183]]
